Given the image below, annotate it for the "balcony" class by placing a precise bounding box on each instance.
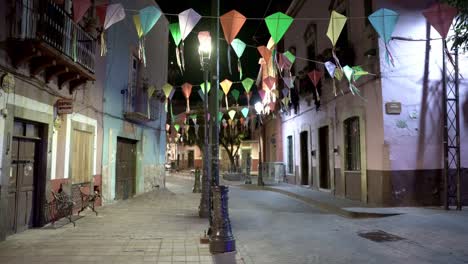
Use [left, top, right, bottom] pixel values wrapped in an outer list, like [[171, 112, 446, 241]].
[[5, 1, 96, 93], [122, 84, 162, 123]]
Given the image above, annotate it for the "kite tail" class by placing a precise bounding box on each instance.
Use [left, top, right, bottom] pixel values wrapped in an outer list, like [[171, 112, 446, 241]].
[[315, 87, 320, 102], [181, 42, 186, 71], [332, 78, 337, 97], [165, 99, 168, 112], [332, 48, 343, 70], [385, 44, 395, 67], [72, 28, 77, 62], [176, 46, 183, 74], [141, 38, 147, 67], [225, 95, 229, 110], [227, 45, 232, 75], [238, 59, 243, 80], [186, 98, 190, 113], [100, 32, 107, 56]]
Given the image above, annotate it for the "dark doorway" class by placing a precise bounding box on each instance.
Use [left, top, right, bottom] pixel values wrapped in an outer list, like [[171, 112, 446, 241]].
[[188, 150, 194, 168], [115, 138, 137, 200], [319, 126, 330, 189], [300, 131, 309, 185], [7, 120, 44, 235]]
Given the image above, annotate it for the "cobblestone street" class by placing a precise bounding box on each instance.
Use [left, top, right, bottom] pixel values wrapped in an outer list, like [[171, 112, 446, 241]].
[[0, 174, 243, 264]]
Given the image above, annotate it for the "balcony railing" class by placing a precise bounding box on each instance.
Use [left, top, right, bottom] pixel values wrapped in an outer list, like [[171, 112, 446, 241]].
[[122, 84, 160, 123], [9, 1, 95, 73]]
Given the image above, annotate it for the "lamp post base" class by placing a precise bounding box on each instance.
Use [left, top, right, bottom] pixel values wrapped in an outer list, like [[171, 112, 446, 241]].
[[209, 185, 236, 254]]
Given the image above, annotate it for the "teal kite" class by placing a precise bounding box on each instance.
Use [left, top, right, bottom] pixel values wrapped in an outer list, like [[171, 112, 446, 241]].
[[368, 8, 399, 66], [231, 38, 246, 79]]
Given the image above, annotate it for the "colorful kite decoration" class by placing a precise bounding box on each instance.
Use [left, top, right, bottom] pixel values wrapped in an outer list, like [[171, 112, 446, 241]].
[[228, 110, 236, 121], [422, 3, 458, 66], [242, 78, 254, 93], [182, 83, 192, 113], [308, 70, 322, 102], [263, 76, 276, 90], [73, 0, 91, 23], [324, 61, 340, 96], [241, 107, 249, 118], [231, 39, 247, 79], [101, 3, 125, 55], [174, 124, 180, 133], [179, 9, 202, 72], [241, 77, 253, 108], [133, 15, 144, 38], [95, 2, 109, 27], [198, 89, 205, 101], [257, 46, 272, 63], [220, 79, 233, 109], [282, 76, 295, 89], [368, 8, 399, 66], [265, 12, 293, 44], [162, 83, 173, 112], [326, 11, 347, 70], [169, 23, 183, 72], [220, 10, 246, 75], [231, 89, 240, 105], [200, 81, 211, 94], [343, 65, 368, 98], [137, 6, 162, 66]]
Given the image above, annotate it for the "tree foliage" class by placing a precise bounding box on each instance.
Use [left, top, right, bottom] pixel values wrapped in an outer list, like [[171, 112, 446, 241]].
[[444, 0, 468, 52]]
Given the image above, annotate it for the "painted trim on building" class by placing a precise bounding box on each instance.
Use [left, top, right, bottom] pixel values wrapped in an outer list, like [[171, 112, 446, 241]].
[[64, 113, 98, 179], [339, 106, 368, 203]]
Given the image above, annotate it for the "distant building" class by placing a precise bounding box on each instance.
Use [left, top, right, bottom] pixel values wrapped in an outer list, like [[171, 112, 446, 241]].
[[261, 0, 468, 206]]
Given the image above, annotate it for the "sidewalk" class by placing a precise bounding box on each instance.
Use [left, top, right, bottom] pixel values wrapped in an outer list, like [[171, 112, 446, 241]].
[[0, 175, 247, 264], [235, 179, 415, 218]]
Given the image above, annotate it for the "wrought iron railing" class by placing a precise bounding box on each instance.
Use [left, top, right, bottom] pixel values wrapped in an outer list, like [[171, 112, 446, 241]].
[[122, 84, 160, 121], [9, 1, 95, 73]]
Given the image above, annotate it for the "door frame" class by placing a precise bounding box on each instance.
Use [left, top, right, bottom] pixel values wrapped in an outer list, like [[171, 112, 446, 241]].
[[299, 130, 309, 186], [1, 102, 52, 240], [318, 125, 330, 189], [314, 117, 335, 193], [115, 137, 137, 200], [339, 108, 367, 203]]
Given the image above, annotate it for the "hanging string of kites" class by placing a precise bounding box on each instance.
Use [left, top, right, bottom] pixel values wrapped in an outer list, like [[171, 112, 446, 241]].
[[69, 1, 458, 137]]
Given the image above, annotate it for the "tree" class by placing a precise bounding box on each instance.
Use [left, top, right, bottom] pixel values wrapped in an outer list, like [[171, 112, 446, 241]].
[[443, 0, 468, 52], [219, 118, 248, 172], [181, 108, 250, 172]]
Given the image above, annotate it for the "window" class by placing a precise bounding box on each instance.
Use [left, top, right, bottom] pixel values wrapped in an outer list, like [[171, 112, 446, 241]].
[[128, 55, 140, 111], [287, 136, 294, 174], [344, 117, 360, 171]]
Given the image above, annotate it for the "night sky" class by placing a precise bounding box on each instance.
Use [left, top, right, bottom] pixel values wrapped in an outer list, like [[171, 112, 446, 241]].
[[157, 0, 292, 115]]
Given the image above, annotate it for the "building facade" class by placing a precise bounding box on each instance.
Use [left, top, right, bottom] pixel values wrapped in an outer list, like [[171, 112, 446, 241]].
[[266, 0, 468, 206], [101, 1, 168, 202], [0, 0, 103, 240], [0, 0, 168, 240]]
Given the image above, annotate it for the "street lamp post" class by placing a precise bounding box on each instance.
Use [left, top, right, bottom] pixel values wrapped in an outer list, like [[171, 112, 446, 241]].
[[255, 102, 265, 186], [198, 31, 212, 218]]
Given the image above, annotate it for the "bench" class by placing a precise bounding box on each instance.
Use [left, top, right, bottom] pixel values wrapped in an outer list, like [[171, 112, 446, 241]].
[[44, 190, 75, 227], [78, 184, 100, 216]]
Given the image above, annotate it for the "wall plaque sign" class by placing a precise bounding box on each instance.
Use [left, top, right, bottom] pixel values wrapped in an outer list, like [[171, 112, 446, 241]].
[[385, 102, 401, 115]]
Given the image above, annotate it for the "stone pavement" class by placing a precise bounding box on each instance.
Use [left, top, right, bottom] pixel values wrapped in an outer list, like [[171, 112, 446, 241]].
[[0, 175, 246, 264]]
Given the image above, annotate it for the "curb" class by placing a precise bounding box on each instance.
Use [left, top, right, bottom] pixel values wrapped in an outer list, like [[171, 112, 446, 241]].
[[239, 184, 402, 219]]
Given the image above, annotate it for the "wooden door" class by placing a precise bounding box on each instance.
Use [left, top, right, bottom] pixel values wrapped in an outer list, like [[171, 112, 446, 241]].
[[70, 129, 93, 184], [115, 138, 137, 200], [300, 131, 309, 185], [7, 121, 40, 234], [319, 126, 330, 189], [188, 150, 194, 168]]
